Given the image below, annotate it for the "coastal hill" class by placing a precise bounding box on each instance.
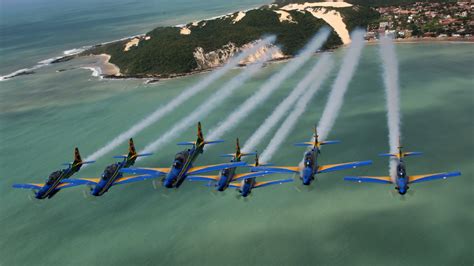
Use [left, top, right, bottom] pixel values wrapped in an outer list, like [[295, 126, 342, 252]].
[[82, 1, 378, 79]]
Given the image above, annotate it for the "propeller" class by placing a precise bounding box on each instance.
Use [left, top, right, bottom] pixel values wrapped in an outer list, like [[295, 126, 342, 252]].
[[399, 194, 407, 201], [206, 180, 218, 197], [28, 190, 40, 204], [306, 177, 316, 191], [82, 190, 90, 199], [389, 189, 398, 198], [160, 186, 173, 198], [81, 186, 98, 203], [235, 188, 244, 200], [152, 179, 161, 190]]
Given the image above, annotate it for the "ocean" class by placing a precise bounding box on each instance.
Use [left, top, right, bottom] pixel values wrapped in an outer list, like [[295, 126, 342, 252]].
[[0, 1, 473, 265]]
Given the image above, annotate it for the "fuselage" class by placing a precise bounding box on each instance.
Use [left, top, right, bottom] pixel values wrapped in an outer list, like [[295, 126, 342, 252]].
[[301, 147, 320, 185], [394, 160, 409, 195], [91, 162, 123, 196], [36, 164, 81, 199], [163, 142, 204, 188], [240, 177, 256, 197], [89, 155, 136, 196], [216, 156, 241, 191]]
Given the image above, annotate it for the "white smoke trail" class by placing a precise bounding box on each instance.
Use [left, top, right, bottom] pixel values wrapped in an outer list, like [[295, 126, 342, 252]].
[[316, 29, 365, 141], [260, 55, 334, 163], [379, 36, 401, 180], [243, 53, 333, 153], [296, 29, 365, 169], [138, 49, 275, 155], [84, 36, 275, 162], [206, 27, 331, 142]]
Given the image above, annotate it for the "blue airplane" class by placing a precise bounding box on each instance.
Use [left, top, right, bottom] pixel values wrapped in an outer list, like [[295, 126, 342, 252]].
[[12, 148, 95, 199], [253, 127, 372, 185], [344, 143, 461, 195], [62, 138, 155, 196], [121, 122, 246, 188], [226, 152, 293, 197], [186, 138, 275, 191]]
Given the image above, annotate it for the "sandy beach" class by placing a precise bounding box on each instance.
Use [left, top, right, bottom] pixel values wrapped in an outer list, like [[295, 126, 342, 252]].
[[92, 53, 121, 76]]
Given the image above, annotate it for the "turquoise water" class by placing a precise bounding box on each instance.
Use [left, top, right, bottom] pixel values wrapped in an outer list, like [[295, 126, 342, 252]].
[[1, 1, 473, 265], [0, 0, 271, 74]]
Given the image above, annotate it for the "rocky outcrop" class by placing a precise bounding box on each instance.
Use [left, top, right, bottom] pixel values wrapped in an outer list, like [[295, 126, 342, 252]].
[[193, 42, 240, 70], [193, 41, 286, 70]]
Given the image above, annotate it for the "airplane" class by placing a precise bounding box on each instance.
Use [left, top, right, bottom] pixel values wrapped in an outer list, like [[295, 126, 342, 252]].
[[186, 138, 275, 191], [120, 122, 247, 188], [226, 152, 293, 197], [344, 143, 461, 195], [12, 147, 95, 199], [252, 126, 372, 185], [62, 138, 155, 196]]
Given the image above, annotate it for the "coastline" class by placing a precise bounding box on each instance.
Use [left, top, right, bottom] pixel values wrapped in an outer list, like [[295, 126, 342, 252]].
[[97, 37, 472, 83], [94, 54, 121, 76], [367, 36, 474, 45]]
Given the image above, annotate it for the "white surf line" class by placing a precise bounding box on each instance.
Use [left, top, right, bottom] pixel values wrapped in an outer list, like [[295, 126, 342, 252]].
[[243, 53, 333, 153], [260, 55, 334, 163], [206, 27, 331, 143], [316, 29, 365, 142], [138, 49, 275, 155], [379, 36, 401, 181], [84, 36, 275, 163]]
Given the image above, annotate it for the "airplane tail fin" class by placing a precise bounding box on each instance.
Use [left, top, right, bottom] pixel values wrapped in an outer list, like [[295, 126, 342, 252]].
[[294, 140, 340, 148], [236, 138, 241, 157], [243, 151, 272, 168], [379, 151, 423, 159], [65, 148, 94, 169], [73, 147, 82, 165], [113, 138, 153, 160], [221, 138, 256, 159], [379, 142, 422, 159], [128, 138, 137, 157], [179, 122, 224, 146], [197, 121, 204, 144], [294, 126, 340, 148]]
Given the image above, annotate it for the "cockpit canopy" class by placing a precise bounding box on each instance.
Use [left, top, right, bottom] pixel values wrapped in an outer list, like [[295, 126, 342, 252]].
[[221, 168, 230, 177], [102, 163, 119, 180], [397, 164, 406, 178], [46, 170, 63, 185], [304, 152, 313, 167], [173, 151, 188, 168]]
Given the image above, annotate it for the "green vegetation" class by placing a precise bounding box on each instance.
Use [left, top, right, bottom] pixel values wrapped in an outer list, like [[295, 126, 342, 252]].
[[84, 5, 377, 78], [338, 6, 380, 32], [274, 0, 455, 7], [346, 0, 456, 7]]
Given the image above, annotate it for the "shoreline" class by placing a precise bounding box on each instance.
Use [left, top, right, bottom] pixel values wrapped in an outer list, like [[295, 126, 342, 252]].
[[101, 55, 293, 83], [98, 37, 473, 83], [94, 54, 121, 76], [367, 36, 474, 45], [2, 35, 472, 83]]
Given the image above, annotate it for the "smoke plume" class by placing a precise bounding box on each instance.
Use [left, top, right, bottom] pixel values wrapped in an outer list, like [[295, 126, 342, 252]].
[[84, 36, 275, 162]]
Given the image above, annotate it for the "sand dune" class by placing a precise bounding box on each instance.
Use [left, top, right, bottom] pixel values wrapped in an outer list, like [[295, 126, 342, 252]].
[[281, 2, 352, 44]]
